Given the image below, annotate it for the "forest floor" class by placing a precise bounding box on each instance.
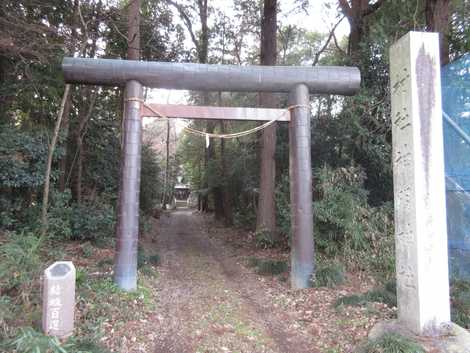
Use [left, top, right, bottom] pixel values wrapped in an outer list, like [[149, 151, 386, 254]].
[[96, 208, 394, 353]]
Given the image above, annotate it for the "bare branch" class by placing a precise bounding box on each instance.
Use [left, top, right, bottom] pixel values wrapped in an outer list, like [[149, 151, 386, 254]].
[[312, 15, 345, 66], [110, 20, 129, 42], [332, 31, 347, 56], [77, 0, 89, 40], [165, 0, 199, 51]]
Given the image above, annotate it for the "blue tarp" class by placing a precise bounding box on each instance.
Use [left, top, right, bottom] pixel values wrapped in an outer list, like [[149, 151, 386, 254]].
[[442, 53, 470, 280]]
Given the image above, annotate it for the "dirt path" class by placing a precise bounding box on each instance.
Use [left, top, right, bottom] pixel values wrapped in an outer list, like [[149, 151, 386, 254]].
[[150, 209, 317, 353]]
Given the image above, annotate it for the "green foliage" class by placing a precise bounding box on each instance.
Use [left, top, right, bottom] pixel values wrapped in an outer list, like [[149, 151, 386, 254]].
[[254, 228, 277, 249], [0, 296, 15, 338], [178, 118, 260, 226], [69, 338, 112, 353], [81, 242, 94, 258], [365, 288, 397, 308], [356, 333, 425, 353], [77, 276, 154, 333], [450, 280, 470, 328], [1, 327, 72, 353], [75, 268, 88, 288], [8, 190, 116, 243], [0, 125, 53, 189], [233, 205, 257, 230], [335, 281, 397, 308], [47, 191, 73, 239], [0, 327, 112, 353], [0, 126, 62, 229], [140, 144, 162, 214], [313, 262, 346, 288], [275, 173, 291, 238], [314, 165, 395, 278], [335, 294, 366, 307], [137, 244, 160, 270], [0, 232, 42, 292], [314, 165, 371, 252], [70, 202, 115, 242], [43, 191, 115, 242], [247, 257, 288, 275]]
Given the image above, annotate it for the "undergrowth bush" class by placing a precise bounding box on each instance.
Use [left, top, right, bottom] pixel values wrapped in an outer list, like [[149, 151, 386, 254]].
[[0, 327, 73, 353], [0, 232, 43, 293], [247, 257, 288, 275], [137, 244, 161, 269], [0, 295, 15, 338], [70, 202, 115, 242], [41, 191, 115, 243], [70, 338, 112, 353], [335, 280, 397, 308], [314, 166, 395, 279], [9, 190, 116, 243], [140, 144, 162, 215], [275, 174, 291, 238], [254, 228, 278, 249], [233, 204, 257, 230], [313, 262, 346, 288], [356, 333, 425, 353], [451, 280, 470, 328], [0, 327, 112, 353], [274, 165, 395, 280]]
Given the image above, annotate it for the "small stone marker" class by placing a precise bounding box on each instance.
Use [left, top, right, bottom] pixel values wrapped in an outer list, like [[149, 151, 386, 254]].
[[42, 261, 76, 338], [390, 32, 450, 334]]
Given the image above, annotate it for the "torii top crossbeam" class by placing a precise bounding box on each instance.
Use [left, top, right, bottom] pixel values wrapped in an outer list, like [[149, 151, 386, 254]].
[[62, 57, 360, 95]]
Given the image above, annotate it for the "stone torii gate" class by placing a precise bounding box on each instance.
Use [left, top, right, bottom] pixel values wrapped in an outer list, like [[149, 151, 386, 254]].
[[62, 58, 361, 290]]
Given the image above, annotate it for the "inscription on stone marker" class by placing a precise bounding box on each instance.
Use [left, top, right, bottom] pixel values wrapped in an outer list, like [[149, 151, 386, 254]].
[[42, 261, 76, 338]]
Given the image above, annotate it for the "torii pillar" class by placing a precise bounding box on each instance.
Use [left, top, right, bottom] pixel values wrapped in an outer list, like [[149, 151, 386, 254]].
[[62, 58, 361, 290]]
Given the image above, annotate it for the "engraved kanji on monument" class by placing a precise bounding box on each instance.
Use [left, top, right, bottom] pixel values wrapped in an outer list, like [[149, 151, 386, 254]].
[[42, 261, 76, 338], [390, 32, 450, 334]]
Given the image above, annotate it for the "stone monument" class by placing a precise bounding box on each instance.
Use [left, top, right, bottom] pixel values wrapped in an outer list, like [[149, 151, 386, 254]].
[[390, 30, 450, 335], [367, 30, 470, 353], [42, 261, 76, 338]]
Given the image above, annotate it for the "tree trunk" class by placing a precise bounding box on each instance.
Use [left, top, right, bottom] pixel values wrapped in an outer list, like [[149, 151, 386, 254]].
[[75, 142, 83, 203], [197, 0, 212, 213], [71, 90, 96, 203], [161, 119, 170, 209], [348, 0, 368, 58], [256, 0, 278, 238], [338, 0, 385, 61], [220, 120, 233, 225], [202, 117, 213, 213], [425, 0, 451, 65], [58, 97, 72, 192], [41, 84, 72, 236], [128, 0, 141, 61], [59, 0, 80, 193]]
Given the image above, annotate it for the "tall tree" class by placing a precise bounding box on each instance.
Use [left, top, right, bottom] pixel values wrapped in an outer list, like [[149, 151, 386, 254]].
[[70, 0, 101, 202], [167, 0, 213, 211], [338, 0, 385, 60], [256, 0, 278, 238], [41, 85, 72, 235], [128, 0, 141, 61], [425, 0, 451, 65]]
